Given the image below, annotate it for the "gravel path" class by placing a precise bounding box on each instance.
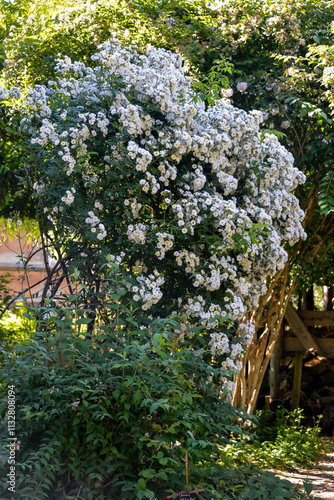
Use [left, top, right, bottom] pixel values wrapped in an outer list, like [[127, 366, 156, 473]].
[[275, 452, 334, 499]]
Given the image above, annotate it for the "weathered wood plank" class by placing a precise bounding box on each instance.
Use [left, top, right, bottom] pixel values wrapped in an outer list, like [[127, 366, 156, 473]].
[[284, 303, 326, 356], [297, 311, 334, 327], [292, 351, 303, 410], [284, 337, 334, 357]]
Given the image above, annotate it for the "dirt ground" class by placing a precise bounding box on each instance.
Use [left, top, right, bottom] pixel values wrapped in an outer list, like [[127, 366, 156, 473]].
[[275, 451, 334, 499]]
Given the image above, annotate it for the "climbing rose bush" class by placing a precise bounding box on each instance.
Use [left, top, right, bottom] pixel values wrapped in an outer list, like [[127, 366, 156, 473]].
[[6, 38, 306, 393]]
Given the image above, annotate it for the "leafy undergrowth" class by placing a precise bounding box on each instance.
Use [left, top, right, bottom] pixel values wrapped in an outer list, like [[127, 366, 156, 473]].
[[0, 328, 313, 500], [0, 300, 321, 500], [222, 408, 323, 472], [207, 464, 308, 500], [217, 407, 324, 499]]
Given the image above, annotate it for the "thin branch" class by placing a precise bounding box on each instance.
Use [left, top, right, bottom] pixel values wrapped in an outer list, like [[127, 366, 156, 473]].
[[309, 225, 334, 262], [301, 125, 316, 150], [24, 245, 52, 263], [0, 277, 48, 319], [76, 483, 84, 499], [25, 163, 52, 280], [39, 260, 63, 306], [43, 273, 66, 304], [274, 95, 304, 157]]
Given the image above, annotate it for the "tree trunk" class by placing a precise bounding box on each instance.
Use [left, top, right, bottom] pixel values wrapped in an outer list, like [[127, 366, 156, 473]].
[[232, 189, 334, 414], [269, 323, 283, 401], [232, 264, 295, 414]]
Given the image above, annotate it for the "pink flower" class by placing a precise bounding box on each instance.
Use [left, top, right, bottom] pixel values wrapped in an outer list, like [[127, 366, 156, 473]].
[[237, 82, 248, 92], [221, 88, 233, 98]]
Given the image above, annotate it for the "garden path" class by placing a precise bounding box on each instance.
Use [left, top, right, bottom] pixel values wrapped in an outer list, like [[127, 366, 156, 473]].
[[275, 451, 334, 499]]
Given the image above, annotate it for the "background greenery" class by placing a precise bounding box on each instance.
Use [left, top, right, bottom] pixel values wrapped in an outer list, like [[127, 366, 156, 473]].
[[0, 0, 333, 498]]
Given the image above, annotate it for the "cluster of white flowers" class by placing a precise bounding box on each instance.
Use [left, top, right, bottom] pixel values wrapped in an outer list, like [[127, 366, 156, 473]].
[[32, 181, 45, 193], [61, 188, 75, 205], [174, 250, 200, 273], [236, 82, 248, 93], [132, 270, 165, 310], [236, 322, 256, 346], [139, 171, 160, 194], [127, 223, 147, 244], [156, 232, 174, 260], [43, 310, 57, 320], [96, 224, 107, 240], [84, 210, 107, 239], [132, 259, 148, 275], [281, 120, 291, 129], [127, 141, 153, 172], [17, 37, 307, 394], [107, 252, 126, 266], [157, 161, 177, 186], [85, 211, 100, 227]]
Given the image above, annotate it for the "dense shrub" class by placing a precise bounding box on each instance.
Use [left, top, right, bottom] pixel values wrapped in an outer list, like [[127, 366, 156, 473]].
[[0, 286, 247, 499], [0, 294, 308, 499]]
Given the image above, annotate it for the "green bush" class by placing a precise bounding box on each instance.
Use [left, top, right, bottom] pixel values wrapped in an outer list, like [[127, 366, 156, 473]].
[[213, 467, 307, 500], [257, 408, 323, 469], [0, 290, 311, 500], [0, 340, 309, 499], [0, 294, 248, 499]]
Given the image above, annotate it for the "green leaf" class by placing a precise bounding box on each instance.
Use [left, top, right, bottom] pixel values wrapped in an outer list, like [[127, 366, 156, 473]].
[[248, 488, 261, 500], [100, 447, 110, 455], [152, 333, 161, 348], [318, 170, 334, 215], [133, 390, 142, 404], [303, 482, 313, 495], [141, 468, 155, 478], [137, 478, 146, 489], [76, 318, 93, 325]]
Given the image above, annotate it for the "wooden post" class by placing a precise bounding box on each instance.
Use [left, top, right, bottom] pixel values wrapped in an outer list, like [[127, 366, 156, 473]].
[[264, 395, 271, 411], [291, 351, 303, 410], [324, 286, 333, 311], [303, 285, 314, 311]]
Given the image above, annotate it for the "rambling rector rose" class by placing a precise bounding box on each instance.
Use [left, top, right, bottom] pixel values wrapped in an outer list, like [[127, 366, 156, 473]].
[[5, 38, 306, 394]]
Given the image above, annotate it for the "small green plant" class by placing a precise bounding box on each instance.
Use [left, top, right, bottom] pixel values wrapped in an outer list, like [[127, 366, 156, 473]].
[[206, 465, 308, 499], [257, 407, 323, 469], [0, 304, 33, 366], [0, 273, 13, 306], [191, 58, 233, 105]]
